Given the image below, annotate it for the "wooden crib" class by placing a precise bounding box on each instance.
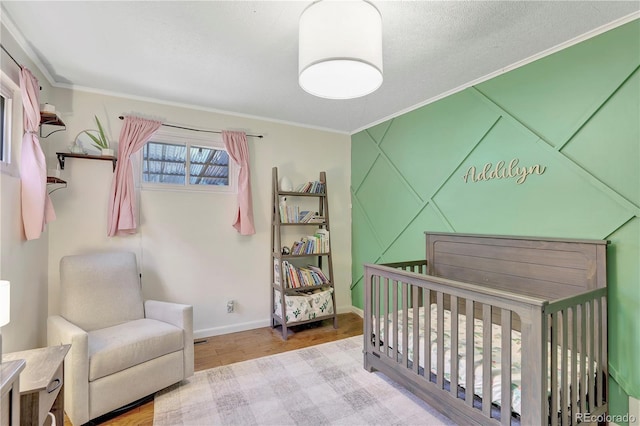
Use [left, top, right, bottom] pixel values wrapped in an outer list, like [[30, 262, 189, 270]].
[[363, 233, 608, 425]]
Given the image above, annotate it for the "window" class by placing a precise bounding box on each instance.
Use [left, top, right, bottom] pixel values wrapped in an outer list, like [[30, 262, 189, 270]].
[[140, 130, 236, 193], [0, 71, 17, 174]]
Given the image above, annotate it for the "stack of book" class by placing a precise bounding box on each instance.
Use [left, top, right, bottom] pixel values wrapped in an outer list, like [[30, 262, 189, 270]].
[[294, 181, 325, 194], [289, 229, 329, 254], [279, 262, 329, 288], [279, 199, 325, 224]]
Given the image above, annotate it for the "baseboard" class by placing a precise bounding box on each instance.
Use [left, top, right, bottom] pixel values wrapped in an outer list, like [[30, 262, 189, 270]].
[[194, 305, 362, 339], [350, 305, 364, 318], [194, 319, 270, 339]]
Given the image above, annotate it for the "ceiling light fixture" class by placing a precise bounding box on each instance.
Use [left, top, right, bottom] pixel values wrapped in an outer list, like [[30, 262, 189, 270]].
[[298, 0, 383, 100]]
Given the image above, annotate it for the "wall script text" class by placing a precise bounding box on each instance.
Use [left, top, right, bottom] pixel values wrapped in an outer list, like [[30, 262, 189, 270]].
[[462, 159, 546, 185]]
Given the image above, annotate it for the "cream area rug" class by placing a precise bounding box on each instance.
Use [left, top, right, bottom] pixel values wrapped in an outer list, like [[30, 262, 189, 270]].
[[153, 336, 455, 426]]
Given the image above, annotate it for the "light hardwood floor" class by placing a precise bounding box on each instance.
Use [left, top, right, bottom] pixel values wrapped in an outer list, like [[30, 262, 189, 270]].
[[68, 313, 363, 426]]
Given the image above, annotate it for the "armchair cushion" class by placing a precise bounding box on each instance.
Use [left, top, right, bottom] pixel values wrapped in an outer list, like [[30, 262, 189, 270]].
[[88, 318, 184, 381], [60, 252, 144, 331]]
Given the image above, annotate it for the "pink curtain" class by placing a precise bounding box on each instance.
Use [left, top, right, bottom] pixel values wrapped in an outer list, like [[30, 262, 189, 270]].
[[107, 116, 162, 236], [222, 131, 255, 235], [20, 68, 55, 240]]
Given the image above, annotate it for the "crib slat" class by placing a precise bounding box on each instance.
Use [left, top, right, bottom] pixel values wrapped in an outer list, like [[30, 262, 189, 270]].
[[383, 278, 389, 357], [437, 292, 445, 388], [393, 280, 399, 362], [373, 276, 380, 352], [580, 303, 587, 414], [450, 295, 459, 399], [402, 282, 409, 367], [588, 299, 595, 412], [465, 299, 474, 407], [482, 303, 492, 417], [595, 297, 602, 406], [424, 289, 431, 381], [550, 312, 558, 426], [412, 284, 420, 374], [500, 308, 511, 425], [600, 299, 608, 408], [561, 309, 569, 426], [571, 306, 578, 423]]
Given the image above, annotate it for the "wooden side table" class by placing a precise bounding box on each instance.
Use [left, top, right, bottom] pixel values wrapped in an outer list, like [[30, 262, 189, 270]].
[[2, 345, 70, 426], [1, 359, 26, 426]]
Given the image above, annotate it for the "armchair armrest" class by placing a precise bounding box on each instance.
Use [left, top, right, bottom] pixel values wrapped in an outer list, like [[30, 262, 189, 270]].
[[144, 300, 194, 377], [47, 315, 91, 425]]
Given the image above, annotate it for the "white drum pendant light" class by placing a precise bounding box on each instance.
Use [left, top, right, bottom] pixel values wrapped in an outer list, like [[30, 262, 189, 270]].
[[299, 0, 383, 99]]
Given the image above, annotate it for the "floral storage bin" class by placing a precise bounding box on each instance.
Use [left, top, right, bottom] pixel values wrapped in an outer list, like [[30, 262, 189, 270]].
[[274, 290, 312, 323], [309, 288, 334, 317]]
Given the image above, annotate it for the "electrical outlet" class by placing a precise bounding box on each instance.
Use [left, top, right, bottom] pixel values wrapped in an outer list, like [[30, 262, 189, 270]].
[[226, 300, 234, 313]]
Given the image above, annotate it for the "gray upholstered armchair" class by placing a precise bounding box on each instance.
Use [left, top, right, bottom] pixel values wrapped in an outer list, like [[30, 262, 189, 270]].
[[47, 251, 194, 425]]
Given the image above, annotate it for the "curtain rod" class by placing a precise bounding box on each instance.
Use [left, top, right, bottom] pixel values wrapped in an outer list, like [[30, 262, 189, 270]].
[[118, 116, 263, 138], [0, 44, 22, 69], [0, 44, 43, 90]]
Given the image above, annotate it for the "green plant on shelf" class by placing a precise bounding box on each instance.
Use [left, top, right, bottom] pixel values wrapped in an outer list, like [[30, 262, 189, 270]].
[[83, 115, 110, 150]]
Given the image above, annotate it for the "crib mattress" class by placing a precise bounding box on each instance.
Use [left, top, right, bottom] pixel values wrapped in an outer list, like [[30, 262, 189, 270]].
[[375, 305, 524, 415]]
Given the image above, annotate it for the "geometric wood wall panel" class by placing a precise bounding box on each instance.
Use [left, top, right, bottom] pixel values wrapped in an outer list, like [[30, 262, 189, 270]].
[[382, 204, 449, 264], [351, 130, 382, 191], [381, 90, 499, 200], [351, 19, 640, 399], [366, 120, 393, 145], [355, 156, 422, 248], [561, 72, 640, 205], [433, 118, 633, 238], [475, 21, 640, 148], [350, 197, 383, 284], [605, 216, 640, 396]]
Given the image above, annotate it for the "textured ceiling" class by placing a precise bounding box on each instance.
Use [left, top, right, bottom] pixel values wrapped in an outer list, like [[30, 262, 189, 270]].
[[2, 1, 638, 134]]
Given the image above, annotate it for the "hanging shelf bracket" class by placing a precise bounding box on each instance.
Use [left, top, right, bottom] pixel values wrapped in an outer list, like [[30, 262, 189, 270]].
[[56, 152, 117, 172], [40, 112, 66, 138]]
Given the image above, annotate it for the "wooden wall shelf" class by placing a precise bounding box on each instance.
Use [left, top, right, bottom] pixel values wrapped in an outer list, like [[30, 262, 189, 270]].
[[47, 177, 66, 184], [47, 176, 67, 194], [40, 112, 66, 138], [56, 152, 117, 172]]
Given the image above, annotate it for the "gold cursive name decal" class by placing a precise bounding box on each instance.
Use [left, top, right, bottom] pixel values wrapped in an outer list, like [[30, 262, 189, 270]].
[[462, 158, 546, 185]]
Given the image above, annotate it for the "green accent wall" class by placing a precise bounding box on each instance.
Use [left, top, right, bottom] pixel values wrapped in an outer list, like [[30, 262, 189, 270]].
[[350, 19, 640, 412]]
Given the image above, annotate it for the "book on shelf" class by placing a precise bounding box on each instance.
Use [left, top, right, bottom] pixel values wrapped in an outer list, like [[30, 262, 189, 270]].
[[279, 197, 288, 223], [297, 210, 314, 223], [279, 203, 324, 224], [294, 180, 325, 194], [280, 261, 329, 288], [307, 215, 325, 223], [288, 230, 329, 255]]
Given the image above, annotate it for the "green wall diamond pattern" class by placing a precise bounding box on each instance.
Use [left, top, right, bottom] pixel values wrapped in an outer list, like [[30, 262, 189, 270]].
[[351, 131, 381, 191], [381, 90, 500, 201], [434, 118, 632, 238], [351, 197, 383, 282], [366, 120, 392, 145], [562, 71, 640, 206], [382, 204, 450, 264], [476, 20, 640, 148], [607, 217, 640, 397], [351, 19, 640, 403], [355, 156, 422, 248]]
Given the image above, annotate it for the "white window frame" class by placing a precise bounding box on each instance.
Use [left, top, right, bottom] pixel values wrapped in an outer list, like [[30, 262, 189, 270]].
[[0, 70, 19, 177], [139, 127, 237, 194]]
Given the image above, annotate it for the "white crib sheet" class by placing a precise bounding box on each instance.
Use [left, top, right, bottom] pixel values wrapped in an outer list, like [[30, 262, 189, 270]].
[[376, 305, 523, 415]]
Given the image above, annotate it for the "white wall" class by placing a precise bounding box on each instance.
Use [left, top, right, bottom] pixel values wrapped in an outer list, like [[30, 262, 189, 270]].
[[45, 88, 352, 338], [0, 22, 53, 352]]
